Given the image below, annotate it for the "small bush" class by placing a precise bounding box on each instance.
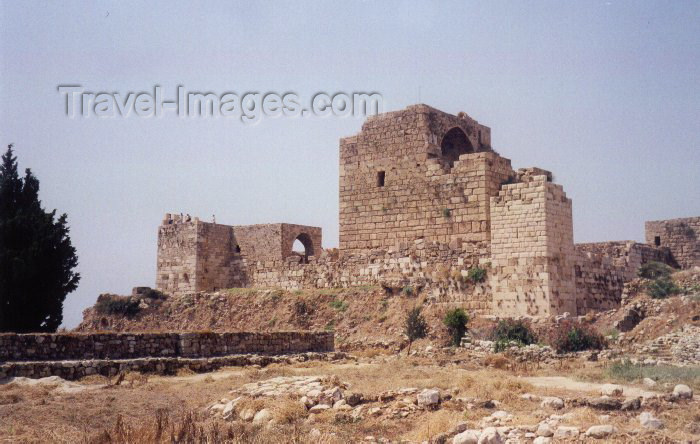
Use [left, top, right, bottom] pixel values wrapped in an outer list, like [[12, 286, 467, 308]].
[[647, 277, 680, 299], [443, 308, 469, 346], [95, 294, 140, 317], [405, 307, 428, 342], [329, 299, 348, 312], [402, 286, 414, 296], [638, 261, 673, 279], [490, 319, 537, 352], [442, 208, 452, 218], [548, 320, 606, 353], [467, 266, 487, 283]]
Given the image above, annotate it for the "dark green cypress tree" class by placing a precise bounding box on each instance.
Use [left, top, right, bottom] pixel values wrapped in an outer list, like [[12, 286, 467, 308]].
[[0, 144, 80, 332]]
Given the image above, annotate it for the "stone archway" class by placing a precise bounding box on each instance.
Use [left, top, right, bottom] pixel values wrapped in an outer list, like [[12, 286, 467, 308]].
[[292, 233, 314, 263], [440, 127, 474, 168]]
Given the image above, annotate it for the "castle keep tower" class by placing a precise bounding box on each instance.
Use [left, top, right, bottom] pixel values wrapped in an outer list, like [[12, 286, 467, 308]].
[[339, 105, 513, 257]]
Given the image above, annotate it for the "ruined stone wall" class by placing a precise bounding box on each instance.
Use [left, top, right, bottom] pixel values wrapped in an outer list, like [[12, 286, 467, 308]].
[[196, 222, 247, 290], [248, 240, 493, 312], [645, 217, 700, 269], [489, 175, 576, 317], [574, 241, 673, 314], [0, 331, 334, 362], [339, 105, 510, 254], [157, 218, 322, 293]]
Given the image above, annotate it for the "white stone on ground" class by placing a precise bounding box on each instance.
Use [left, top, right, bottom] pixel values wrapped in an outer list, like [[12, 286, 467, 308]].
[[540, 396, 564, 410], [601, 384, 623, 396], [554, 426, 579, 439], [673, 384, 693, 400], [417, 388, 440, 407], [453, 429, 480, 444], [477, 427, 504, 444], [585, 425, 616, 439], [639, 411, 664, 429]]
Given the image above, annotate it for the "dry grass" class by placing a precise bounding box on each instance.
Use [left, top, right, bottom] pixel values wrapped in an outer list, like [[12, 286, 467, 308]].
[[2, 356, 698, 443], [402, 410, 463, 441]]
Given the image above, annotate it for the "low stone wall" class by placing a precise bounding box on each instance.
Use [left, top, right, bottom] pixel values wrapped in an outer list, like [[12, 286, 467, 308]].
[[0, 331, 334, 362], [0, 352, 344, 381]]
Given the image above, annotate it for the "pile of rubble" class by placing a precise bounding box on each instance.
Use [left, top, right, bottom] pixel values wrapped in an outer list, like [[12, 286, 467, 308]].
[[627, 325, 700, 365]]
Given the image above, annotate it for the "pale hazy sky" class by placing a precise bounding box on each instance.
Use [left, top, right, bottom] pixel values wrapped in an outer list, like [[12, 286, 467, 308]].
[[1, 1, 698, 328]]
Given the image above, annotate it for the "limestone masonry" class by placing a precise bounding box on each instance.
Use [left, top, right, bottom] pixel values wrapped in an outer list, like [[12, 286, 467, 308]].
[[155, 104, 698, 317]]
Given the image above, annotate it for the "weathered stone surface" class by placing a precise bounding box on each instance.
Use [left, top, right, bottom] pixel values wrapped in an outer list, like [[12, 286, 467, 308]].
[[673, 384, 693, 400], [639, 411, 664, 429], [540, 397, 564, 410], [417, 389, 440, 408], [453, 429, 480, 444], [585, 425, 615, 439]]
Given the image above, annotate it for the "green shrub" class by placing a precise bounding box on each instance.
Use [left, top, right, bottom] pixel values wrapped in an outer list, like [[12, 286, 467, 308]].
[[638, 261, 673, 279], [443, 308, 469, 346], [491, 319, 536, 352], [95, 294, 140, 317], [467, 266, 487, 283], [647, 277, 680, 299], [329, 299, 348, 312], [547, 320, 606, 353], [402, 286, 414, 296], [442, 208, 452, 218]]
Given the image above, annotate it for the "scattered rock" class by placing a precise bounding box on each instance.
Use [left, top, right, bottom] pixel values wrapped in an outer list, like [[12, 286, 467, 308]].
[[621, 397, 641, 410], [532, 437, 551, 444], [639, 411, 664, 429], [642, 378, 656, 388], [417, 389, 440, 408], [239, 407, 256, 421], [477, 427, 503, 444], [536, 423, 554, 437], [453, 429, 480, 444], [585, 425, 615, 439], [554, 426, 579, 439], [601, 384, 623, 397], [252, 408, 272, 424], [673, 384, 693, 400], [309, 404, 331, 414], [587, 397, 622, 410], [540, 397, 564, 410]]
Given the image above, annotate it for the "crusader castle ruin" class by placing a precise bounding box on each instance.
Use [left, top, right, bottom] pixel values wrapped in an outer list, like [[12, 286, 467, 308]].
[[156, 104, 699, 317]]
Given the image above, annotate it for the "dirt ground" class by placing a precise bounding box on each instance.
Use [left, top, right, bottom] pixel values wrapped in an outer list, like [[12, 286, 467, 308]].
[[1, 352, 697, 443]]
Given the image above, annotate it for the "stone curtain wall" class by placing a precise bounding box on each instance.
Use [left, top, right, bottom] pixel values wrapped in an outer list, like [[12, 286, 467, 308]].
[[0, 331, 334, 362], [645, 217, 700, 269], [574, 242, 673, 314], [248, 239, 493, 312], [339, 105, 511, 253], [489, 175, 576, 317]]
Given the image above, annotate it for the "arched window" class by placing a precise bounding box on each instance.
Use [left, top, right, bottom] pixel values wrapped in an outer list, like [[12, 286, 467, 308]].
[[440, 127, 473, 168], [292, 233, 314, 263]]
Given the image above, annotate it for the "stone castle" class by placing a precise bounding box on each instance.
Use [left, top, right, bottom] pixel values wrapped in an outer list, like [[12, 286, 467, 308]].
[[156, 104, 699, 317]]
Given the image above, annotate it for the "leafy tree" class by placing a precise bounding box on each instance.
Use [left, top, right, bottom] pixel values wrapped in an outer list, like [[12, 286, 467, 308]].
[[404, 306, 427, 354], [443, 308, 469, 346], [0, 145, 80, 332]]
